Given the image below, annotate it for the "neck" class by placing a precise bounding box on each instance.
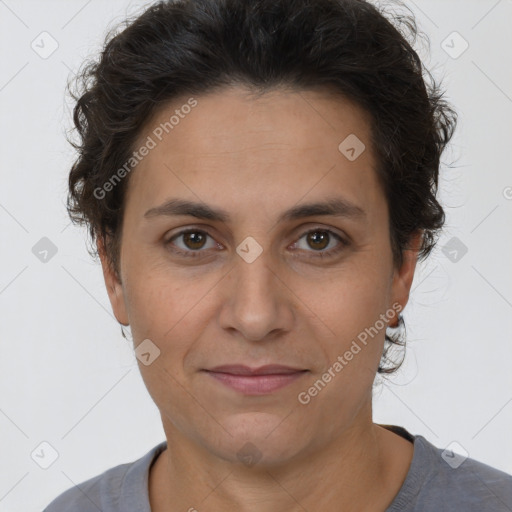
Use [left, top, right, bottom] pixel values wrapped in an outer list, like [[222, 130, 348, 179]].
[[149, 407, 413, 512]]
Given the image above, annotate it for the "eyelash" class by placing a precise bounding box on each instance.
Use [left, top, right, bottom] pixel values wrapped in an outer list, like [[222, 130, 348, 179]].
[[164, 227, 349, 260]]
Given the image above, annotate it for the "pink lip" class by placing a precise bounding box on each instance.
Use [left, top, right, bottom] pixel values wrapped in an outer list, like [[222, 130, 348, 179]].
[[203, 365, 308, 395]]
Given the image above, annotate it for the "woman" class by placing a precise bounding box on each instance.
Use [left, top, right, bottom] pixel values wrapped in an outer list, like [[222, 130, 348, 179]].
[[44, 0, 512, 510]]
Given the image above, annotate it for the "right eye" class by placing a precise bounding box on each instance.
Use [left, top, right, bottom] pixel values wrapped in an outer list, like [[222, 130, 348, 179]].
[[165, 229, 221, 258]]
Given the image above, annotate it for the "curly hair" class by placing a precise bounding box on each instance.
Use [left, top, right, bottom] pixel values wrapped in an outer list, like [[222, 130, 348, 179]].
[[65, 0, 457, 375]]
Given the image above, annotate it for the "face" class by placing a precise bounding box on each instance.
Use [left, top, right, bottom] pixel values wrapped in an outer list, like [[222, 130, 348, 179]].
[[99, 85, 420, 466]]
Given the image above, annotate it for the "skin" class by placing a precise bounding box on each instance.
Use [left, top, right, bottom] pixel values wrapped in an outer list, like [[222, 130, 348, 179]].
[[98, 85, 422, 512]]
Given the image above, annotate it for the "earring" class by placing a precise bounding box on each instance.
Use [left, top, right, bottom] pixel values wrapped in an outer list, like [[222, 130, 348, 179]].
[[389, 312, 401, 328]]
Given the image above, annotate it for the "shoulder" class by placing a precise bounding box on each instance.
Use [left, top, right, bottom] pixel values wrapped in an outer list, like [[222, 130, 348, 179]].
[[42, 460, 132, 512], [411, 435, 512, 510], [42, 442, 166, 512]]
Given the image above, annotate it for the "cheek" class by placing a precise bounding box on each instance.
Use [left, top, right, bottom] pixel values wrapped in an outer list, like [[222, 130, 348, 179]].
[[122, 273, 208, 412], [122, 267, 216, 361], [297, 259, 392, 395], [298, 271, 390, 414], [122, 245, 196, 329], [308, 260, 391, 333]]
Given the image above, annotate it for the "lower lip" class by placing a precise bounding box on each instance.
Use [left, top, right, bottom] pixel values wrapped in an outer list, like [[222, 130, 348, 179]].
[[204, 371, 307, 395]]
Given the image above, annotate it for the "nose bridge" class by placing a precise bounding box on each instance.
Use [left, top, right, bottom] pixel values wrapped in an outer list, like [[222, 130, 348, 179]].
[[219, 238, 291, 341], [235, 244, 275, 297]]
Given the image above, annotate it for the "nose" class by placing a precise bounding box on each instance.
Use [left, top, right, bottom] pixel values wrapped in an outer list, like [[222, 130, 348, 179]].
[[218, 245, 295, 343]]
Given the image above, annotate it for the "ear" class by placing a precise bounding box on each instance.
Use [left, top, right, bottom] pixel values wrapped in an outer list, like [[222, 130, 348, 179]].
[[97, 236, 129, 326], [389, 230, 423, 326]]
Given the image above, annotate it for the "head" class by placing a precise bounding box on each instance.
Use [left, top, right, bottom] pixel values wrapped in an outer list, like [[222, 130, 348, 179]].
[[66, 0, 456, 466]]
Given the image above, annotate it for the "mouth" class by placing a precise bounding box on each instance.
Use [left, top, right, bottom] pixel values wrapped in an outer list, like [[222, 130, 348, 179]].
[[202, 365, 309, 395]]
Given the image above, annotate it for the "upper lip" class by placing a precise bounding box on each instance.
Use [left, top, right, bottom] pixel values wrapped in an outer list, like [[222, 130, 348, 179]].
[[205, 365, 307, 376]]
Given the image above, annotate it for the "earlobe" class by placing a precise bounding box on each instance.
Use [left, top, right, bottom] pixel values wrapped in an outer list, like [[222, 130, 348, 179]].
[[389, 230, 423, 326], [97, 236, 130, 326]]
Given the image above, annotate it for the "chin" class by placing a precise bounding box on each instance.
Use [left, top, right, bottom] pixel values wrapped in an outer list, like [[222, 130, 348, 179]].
[[211, 412, 307, 467]]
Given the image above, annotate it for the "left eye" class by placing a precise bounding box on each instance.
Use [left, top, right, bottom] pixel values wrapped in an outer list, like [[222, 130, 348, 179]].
[[292, 228, 347, 257], [165, 228, 347, 259]]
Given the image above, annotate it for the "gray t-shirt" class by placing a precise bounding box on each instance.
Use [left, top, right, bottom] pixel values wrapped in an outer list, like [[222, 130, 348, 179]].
[[43, 425, 512, 511]]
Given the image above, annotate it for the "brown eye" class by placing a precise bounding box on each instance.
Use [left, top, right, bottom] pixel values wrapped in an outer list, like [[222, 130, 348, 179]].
[[182, 231, 207, 250], [165, 229, 218, 258], [306, 231, 330, 251], [292, 228, 348, 259]]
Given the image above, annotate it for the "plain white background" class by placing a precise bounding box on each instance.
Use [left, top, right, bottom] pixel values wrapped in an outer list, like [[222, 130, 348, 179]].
[[0, 0, 511, 510]]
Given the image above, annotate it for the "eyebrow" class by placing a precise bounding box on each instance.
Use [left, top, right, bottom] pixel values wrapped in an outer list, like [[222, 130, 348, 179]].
[[144, 197, 367, 224]]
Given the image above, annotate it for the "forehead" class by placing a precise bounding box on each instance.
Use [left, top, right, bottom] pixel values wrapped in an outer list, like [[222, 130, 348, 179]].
[[139, 85, 374, 154], [125, 85, 382, 219]]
